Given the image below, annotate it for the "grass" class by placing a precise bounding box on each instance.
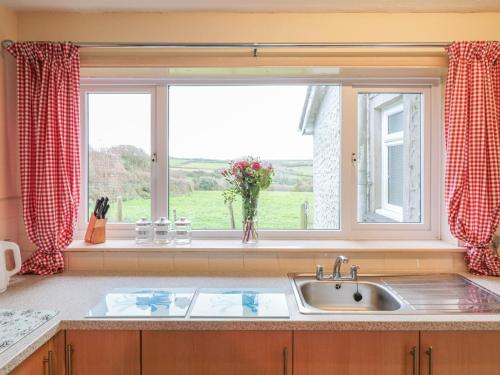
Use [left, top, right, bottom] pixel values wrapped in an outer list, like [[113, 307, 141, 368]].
[[105, 190, 313, 229]]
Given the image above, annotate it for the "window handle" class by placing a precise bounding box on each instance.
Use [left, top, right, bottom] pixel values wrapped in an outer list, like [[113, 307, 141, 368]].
[[351, 152, 357, 165]]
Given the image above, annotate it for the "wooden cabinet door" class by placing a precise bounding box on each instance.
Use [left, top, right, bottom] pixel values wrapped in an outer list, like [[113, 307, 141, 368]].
[[294, 331, 419, 375], [10, 331, 65, 375], [50, 331, 65, 375], [142, 331, 292, 375], [66, 330, 140, 375], [420, 331, 500, 375], [10, 341, 50, 375]]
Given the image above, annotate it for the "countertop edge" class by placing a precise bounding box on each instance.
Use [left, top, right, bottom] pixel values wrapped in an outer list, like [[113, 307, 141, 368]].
[[59, 318, 500, 331]]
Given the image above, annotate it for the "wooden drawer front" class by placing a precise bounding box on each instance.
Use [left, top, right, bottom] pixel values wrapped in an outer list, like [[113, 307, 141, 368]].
[[66, 330, 140, 375], [142, 330, 292, 375], [420, 331, 500, 375], [294, 331, 419, 375]]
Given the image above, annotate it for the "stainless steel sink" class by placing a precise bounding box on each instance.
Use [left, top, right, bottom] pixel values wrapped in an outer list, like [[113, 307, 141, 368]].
[[290, 273, 500, 314], [299, 280, 401, 312]]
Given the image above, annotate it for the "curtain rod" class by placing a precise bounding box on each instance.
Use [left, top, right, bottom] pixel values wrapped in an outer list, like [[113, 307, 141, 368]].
[[1, 40, 451, 50]]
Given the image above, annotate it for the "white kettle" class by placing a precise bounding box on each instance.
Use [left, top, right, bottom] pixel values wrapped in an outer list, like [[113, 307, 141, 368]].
[[0, 241, 22, 293]]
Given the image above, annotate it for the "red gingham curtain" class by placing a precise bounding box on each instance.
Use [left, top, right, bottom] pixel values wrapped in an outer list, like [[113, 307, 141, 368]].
[[445, 41, 500, 275], [7, 42, 80, 275]]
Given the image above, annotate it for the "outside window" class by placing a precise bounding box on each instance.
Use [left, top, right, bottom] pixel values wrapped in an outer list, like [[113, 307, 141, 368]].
[[357, 93, 422, 224], [168, 85, 340, 230], [86, 90, 153, 222], [80, 77, 437, 239]]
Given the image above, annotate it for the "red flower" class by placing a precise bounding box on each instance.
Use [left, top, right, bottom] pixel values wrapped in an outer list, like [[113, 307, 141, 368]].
[[239, 160, 250, 169], [251, 162, 261, 171]]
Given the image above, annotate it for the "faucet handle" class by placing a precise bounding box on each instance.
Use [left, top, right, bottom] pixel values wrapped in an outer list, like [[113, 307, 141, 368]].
[[316, 264, 324, 280], [350, 264, 360, 280]]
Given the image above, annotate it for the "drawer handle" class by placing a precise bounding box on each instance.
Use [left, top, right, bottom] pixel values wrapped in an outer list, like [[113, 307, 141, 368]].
[[66, 344, 74, 375], [426, 346, 433, 375], [410, 346, 417, 375], [283, 347, 288, 375]]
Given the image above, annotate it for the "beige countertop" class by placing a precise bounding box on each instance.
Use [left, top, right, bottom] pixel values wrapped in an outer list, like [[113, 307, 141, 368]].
[[0, 271, 499, 374]]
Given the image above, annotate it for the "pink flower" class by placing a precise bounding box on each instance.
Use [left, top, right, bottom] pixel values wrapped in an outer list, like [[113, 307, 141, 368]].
[[239, 160, 250, 169], [251, 162, 261, 171]]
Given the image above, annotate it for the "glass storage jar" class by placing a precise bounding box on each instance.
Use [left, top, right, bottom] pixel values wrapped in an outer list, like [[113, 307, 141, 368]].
[[153, 217, 171, 245], [135, 217, 152, 244], [174, 217, 192, 245]]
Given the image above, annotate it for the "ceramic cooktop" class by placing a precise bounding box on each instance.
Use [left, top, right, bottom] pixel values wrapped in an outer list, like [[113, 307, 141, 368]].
[[87, 288, 195, 318], [190, 288, 290, 318], [0, 309, 58, 354]]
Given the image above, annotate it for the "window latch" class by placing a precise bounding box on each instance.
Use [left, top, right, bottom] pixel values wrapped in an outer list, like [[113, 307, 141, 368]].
[[151, 152, 157, 163], [351, 152, 357, 165]]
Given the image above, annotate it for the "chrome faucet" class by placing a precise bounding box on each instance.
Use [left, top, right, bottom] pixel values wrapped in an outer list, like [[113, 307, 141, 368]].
[[315, 255, 360, 281], [333, 255, 348, 279]]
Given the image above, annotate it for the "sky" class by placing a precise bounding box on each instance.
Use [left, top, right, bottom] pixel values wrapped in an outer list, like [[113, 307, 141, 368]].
[[89, 85, 314, 160], [89, 93, 152, 153]]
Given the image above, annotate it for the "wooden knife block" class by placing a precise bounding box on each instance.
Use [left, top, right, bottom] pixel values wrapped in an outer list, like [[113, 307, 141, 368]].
[[84, 213, 107, 244]]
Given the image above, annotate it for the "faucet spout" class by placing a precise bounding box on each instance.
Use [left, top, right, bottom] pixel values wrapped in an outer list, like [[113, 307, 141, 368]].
[[315, 255, 360, 281], [333, 255, 349, 279]]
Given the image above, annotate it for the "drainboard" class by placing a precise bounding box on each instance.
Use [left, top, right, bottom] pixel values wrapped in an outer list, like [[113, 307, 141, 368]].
[[380, 274, 500, 313]]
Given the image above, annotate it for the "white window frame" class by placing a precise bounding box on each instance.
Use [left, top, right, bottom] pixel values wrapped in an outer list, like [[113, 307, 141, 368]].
[[78, 83, 167, 238], [344, 85, 440, 239], [378, 102, 404, 222], [78, 76, 441, 240]]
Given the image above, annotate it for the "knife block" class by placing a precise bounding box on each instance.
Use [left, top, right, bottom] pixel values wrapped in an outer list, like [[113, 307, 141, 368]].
[[84, 213, 107, 244]]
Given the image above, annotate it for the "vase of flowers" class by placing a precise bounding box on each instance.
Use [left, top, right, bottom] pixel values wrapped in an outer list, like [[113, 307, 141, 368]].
[[221, 157, 274, 244]]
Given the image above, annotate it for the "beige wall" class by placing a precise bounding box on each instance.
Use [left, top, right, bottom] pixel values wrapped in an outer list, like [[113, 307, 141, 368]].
[[15, 12, 500, 67], [0, 6, 19, 245], [17, 12, 500, 43]]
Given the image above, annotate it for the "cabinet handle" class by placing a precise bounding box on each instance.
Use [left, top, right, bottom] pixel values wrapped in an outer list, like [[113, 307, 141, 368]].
[[426, 346, 433, 375], [43, 355, 49, 375], [65, 344, 74, 375], [283, 347, 288, 375], [410, 346, 417, 375], [43, 351, 54, 375]]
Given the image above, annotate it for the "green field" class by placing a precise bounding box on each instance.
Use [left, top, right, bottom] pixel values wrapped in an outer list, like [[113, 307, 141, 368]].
[[105, 190, 313, 229], [90, 151, 314, 229]]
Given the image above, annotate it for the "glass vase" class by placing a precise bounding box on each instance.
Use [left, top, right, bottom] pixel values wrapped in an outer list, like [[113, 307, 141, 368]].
[[242, 219, 258, 244], [242, 196, 258, 244]]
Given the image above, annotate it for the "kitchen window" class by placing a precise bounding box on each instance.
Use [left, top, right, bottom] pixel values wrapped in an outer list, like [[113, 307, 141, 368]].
[[80, 75, 440, 240], [85, 88, 154, 223]]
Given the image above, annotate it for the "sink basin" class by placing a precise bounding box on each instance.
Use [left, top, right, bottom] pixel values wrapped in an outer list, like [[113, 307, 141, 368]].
[[298, 280, 401, 312]]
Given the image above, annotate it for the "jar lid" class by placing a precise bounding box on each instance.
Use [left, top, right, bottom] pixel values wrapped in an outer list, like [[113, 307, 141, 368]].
[[175, 217, 191, 226], [154, 217, 171, 226], [136, 217, 152, 226]]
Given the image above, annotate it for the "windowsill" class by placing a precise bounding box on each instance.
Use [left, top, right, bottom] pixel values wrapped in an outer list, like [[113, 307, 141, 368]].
[[67, 239, 464, 254]]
